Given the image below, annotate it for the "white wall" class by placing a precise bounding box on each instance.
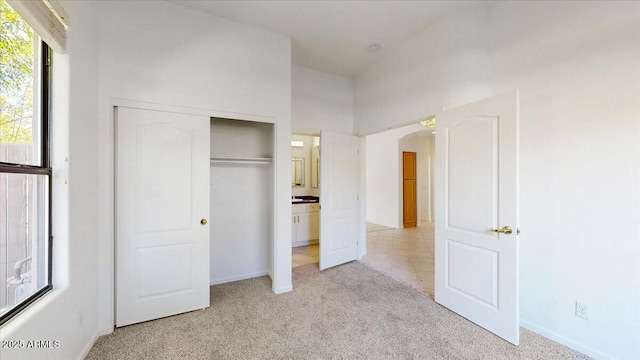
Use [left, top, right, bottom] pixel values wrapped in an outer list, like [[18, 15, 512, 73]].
[[2, 1, 294, 358], [366, 126, 432, 228], [399, 131, 433, 223], [0, 2, 101, 360], [354, 4, 491, 136], [209, 166, 271, 284], [423, 135, 436, 223], [210, 118, 274, 159], [292, 65, 353, 135], [291, 65, 354, 247], [95, 0, 293, 341], [356, 2, 640, 359], [366, 124, 427, 228]]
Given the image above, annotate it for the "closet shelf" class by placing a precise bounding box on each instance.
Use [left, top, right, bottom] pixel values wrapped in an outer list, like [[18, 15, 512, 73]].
[[210, 157, 272, 165]]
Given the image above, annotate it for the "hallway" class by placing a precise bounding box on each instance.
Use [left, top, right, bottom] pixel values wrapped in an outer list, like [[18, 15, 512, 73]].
[[361, 222, 435, 298]]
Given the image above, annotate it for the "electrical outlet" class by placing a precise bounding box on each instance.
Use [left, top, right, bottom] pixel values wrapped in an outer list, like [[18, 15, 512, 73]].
[[575, 301, 590, 320]]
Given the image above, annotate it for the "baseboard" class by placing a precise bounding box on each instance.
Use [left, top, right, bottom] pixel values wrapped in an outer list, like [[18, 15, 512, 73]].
[[210, 271, 269, 286], [273, 284, 293, 294], [520, 318, 615, 360], [76, 330, 100, 360], [292, 239, 318, 247], [97, 327, 113, 336]]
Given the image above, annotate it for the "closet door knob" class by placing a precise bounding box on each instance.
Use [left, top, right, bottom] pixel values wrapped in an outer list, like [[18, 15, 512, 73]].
[[200, 219, 207, 225]]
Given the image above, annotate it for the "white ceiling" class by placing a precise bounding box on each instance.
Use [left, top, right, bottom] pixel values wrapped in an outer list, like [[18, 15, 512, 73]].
[[170, 1, 471, 78]]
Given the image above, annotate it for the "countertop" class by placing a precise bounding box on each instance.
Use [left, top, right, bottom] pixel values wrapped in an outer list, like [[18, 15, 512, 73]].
[[292, 196, 319, 204]]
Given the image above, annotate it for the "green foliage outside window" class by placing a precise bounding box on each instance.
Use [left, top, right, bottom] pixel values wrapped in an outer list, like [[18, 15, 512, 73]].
[[0, 0, 35, 144]]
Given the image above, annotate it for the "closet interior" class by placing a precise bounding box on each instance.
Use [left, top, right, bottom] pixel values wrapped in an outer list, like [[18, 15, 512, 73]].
[[209, 117, 274, 285]]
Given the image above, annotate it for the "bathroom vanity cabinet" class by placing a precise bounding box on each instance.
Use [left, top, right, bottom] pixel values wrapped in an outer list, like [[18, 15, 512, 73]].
[[292, 203, 320, 246]]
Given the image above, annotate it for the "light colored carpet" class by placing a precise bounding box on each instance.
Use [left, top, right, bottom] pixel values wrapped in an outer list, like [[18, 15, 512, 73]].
[[86, 262, 577, 359]]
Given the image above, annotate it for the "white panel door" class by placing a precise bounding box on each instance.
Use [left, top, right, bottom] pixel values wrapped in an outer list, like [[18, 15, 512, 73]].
[[320, 131, 359, 270], [116, 106, 210, 327], [434, 91, 520, 344]]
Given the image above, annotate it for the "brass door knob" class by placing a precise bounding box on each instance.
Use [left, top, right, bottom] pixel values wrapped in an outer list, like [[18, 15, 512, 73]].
[[490, 226, 512, 234], [200, 219, 207, 225]]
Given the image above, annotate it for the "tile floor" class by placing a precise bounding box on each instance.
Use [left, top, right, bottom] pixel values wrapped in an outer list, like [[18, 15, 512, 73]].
[[361, 221, 435, 298], [292, 243, 319, 268], [291, 221, 435, 298]]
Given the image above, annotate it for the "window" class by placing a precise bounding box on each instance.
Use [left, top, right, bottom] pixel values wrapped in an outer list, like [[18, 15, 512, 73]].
[[0, 0, 53, 325]]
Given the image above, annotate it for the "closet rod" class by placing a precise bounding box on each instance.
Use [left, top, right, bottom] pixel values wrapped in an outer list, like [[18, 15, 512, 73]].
[[210, 157, 272, 165]]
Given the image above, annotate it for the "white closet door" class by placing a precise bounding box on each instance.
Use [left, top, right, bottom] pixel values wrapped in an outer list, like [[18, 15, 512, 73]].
[[319, 131, 359, 270], [116, 106, 210, 327]]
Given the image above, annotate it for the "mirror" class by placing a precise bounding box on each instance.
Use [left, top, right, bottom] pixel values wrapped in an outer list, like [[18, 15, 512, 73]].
[[292, 157, 305, 187], [311, 145, 320, 188]]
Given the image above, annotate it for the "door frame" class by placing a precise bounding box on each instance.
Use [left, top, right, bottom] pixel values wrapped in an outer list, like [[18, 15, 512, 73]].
[[360, 91, 519, 343], [290, 132, 367, 263]]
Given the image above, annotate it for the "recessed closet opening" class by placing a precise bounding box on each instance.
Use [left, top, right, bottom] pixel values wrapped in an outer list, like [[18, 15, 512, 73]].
[[209, 117, 275, 285], [290, 134, 320, 268], [114, 106, 281, 327]]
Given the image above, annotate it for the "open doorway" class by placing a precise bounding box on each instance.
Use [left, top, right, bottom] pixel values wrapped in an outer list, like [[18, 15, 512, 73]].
[[399, 129, 435, 228], [363, 93, 520, 344], [291, 131, 361, 271], [291, 134, 321, 268], [361, 122, 436, 298]]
